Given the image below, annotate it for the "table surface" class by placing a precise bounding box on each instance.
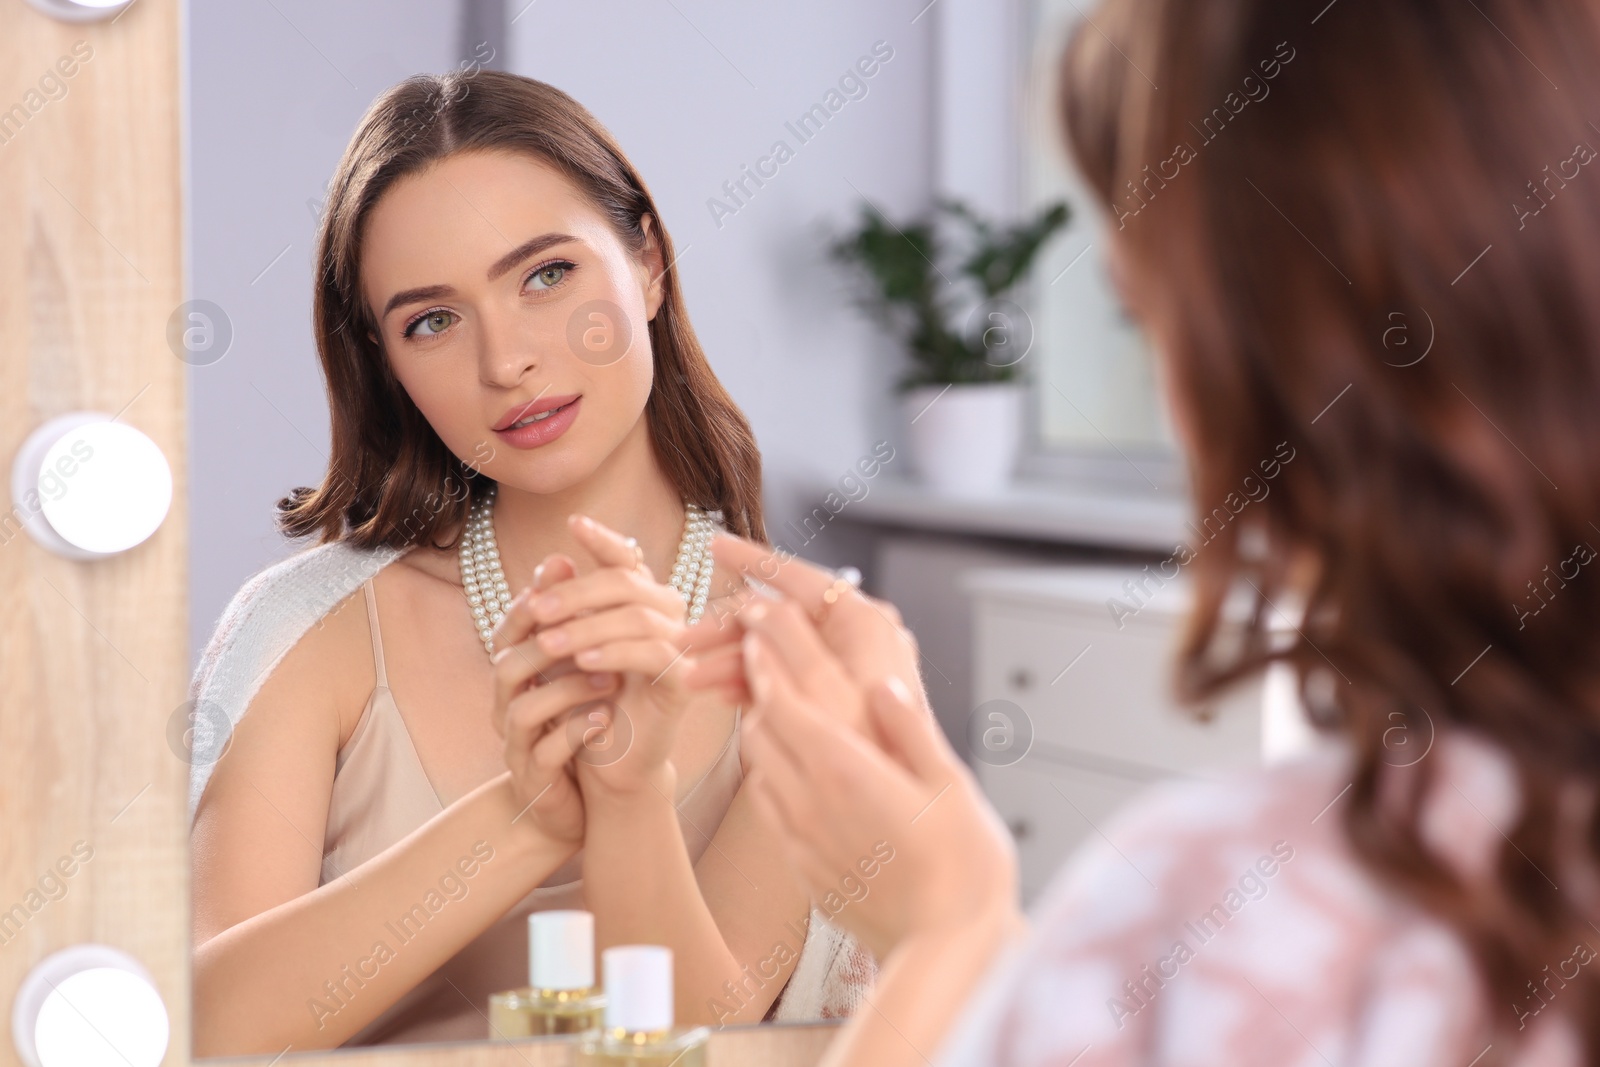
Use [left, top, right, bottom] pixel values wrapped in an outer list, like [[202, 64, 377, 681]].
[[201, 1021, 845, 1067]]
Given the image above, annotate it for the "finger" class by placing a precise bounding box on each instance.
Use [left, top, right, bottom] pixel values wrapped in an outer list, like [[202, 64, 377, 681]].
[[537, 602, 679, 661], [530, 567, 683, 628], [739, 598, 851, 696], [681, 642, 747, 697], [709, 534, 863, 617], [534, 553, 578, 590], [572, 638, 691, 686], [567, 701, 630, 767], [680, 594, 748, 653], [491, 638, 562, 735], [747, 633, 915, 796], [491, 550, 577, 651], [505, 672, 618, 757], [530, 718, 581, 771], [568, 513, 651, 575], [709, 533, 827, 599], [489, 586, 541, 650], [868, 676, 954, 782], [490, 553, 573, 648], [742, 632, 826, 770]]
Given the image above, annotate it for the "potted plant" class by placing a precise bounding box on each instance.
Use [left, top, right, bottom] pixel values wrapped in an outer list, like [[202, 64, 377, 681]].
[[830, 198, 1070, 494]]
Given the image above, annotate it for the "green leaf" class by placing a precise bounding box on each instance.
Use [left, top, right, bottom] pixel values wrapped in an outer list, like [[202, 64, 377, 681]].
[[830, 197, 1071, 385]]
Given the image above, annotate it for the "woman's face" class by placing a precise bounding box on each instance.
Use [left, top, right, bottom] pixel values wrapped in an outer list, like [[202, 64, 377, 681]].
[[360, 149, 664, 494]]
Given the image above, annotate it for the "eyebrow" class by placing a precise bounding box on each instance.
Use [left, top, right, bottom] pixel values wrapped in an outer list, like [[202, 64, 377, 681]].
[[379, 232, 581, 320]]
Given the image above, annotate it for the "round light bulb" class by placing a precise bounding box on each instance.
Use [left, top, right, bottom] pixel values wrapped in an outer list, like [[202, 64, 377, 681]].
[[12, 946, 169, 1067], [10, 413, 173, 559], [22, 0, 135, 21]]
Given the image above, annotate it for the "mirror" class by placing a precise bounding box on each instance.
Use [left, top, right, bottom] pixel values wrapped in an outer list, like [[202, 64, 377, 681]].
[[182, 0, 1176, 1060], [13, 945, 170, 1067], [184, 0, 935, 1058], [1026, 0, 1174, 455]]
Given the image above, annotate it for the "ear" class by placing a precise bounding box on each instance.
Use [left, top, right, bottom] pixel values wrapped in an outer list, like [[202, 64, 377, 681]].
[[637, 214, 667, 321]]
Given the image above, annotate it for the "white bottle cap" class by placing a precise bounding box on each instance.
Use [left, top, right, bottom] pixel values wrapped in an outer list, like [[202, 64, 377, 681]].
[[528, 911, 595, 991], [602, 945, 673, 1032]]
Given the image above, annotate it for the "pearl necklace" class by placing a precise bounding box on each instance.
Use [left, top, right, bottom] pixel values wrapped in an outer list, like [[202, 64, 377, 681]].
[[459, 481, 720, 657]]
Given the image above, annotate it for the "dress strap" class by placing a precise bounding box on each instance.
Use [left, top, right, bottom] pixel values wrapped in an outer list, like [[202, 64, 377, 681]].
[[361, 577, 389, 689]]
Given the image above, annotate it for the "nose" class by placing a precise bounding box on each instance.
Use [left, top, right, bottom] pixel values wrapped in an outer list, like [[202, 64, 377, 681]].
[[476, 302, 539, 388]]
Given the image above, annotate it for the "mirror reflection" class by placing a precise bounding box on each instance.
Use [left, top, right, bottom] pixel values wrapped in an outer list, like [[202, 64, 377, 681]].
[[189, 58, 839, 1055], [184, 0, 1177, 1057]]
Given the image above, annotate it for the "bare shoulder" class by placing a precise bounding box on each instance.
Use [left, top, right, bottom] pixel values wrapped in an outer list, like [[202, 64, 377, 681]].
[[392, 535, 462, 586], [201, 546, 415, 789], [241, 545, 448, 750], [271, 580, 380, 750], [195, 587, 369, 822]]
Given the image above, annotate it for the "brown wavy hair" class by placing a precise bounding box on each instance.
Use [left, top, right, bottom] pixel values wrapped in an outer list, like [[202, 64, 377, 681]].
[[277, 70, 765, 547], [1061, 0, 1600, 1057]]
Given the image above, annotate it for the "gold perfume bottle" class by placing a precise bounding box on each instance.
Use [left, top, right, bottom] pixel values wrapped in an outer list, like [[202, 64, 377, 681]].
[[488, 910, 606, 1038], [576, 946, 710, 1066]]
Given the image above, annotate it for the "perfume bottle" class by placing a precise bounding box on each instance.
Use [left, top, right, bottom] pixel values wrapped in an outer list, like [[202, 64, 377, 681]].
[[576, 945, 710, 1066], [488, 910, 606, 1038]]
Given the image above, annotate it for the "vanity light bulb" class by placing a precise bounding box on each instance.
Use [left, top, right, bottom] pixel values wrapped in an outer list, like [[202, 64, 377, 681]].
[[12, 946, 169, 1067], [22, 0, 136, 21], [10, 414, 173, 559]]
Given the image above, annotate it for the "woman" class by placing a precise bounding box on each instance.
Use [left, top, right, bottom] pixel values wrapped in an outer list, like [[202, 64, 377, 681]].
[[187, 71, 868, 1054], [686, 0, 1600, 1064]]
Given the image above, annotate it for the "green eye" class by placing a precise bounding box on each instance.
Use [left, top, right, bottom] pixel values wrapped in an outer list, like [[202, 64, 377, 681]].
[[407, 310, 455, 337], [527, 262, 571, 290]]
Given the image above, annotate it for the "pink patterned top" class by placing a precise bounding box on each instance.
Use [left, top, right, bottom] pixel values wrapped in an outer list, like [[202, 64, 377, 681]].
[[936, 731, 1586, 1066]]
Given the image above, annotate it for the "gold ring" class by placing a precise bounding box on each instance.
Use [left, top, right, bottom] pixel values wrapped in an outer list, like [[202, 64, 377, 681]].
[[816, 577, 854, 623], [626, 537, 645, 570]]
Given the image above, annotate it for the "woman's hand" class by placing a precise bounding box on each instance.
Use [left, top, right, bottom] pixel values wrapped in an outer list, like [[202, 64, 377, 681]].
[[738, 622, 1019, 962], [680, 534, 927, 739], [524, 514, 698, 800], [489, 556, 618, 846]]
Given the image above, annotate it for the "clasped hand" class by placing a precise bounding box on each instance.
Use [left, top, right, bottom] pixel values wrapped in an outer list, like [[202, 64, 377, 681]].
[[488, 513, 697, 845]]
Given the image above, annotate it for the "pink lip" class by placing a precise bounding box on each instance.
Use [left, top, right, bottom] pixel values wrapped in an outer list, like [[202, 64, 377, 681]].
[[493, 396, 581, 450], [493, 392, 581, 431]]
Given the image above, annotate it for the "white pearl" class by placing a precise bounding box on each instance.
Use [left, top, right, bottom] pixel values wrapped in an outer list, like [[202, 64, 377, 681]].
[[459, 492, 715, 652]]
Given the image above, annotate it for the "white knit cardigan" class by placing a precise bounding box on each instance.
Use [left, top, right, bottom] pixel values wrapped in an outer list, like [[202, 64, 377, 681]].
[[186, 539, 876, 1021]]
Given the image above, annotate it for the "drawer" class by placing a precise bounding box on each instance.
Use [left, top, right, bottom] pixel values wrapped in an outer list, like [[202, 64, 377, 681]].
[[972, 601, 1260, 775], [976, 757, 1154, 905]]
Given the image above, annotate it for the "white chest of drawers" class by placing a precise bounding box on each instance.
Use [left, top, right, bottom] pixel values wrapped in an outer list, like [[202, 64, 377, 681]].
[[963, 566, 1264, 903]]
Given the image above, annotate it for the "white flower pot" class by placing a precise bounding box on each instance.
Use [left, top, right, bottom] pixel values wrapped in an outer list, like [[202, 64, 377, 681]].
[[903, 383, 1023, 495]]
